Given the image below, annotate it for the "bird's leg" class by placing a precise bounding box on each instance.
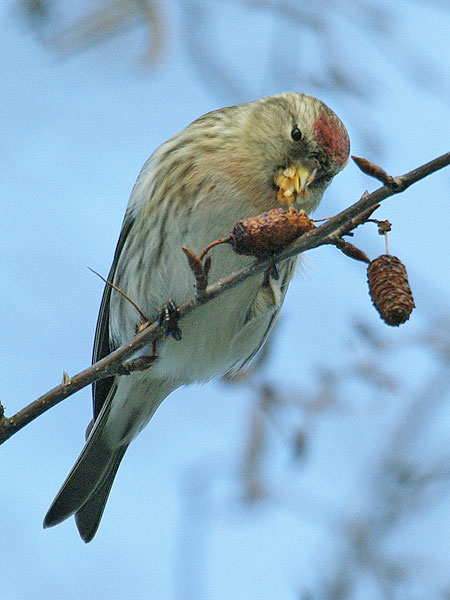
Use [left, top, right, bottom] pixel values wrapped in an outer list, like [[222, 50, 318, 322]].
[[262, 257, 280, 288], [267, 256, 280, 281], [157, 300, 182, 341]]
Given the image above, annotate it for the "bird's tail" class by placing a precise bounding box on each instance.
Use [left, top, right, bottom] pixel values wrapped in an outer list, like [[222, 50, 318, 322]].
[[43, 394, 128, 542], [74, 444, 128, 542], [44, 374, 176, 541]]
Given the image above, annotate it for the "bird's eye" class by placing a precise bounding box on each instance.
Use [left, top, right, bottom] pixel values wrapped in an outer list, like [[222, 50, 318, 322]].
[[291, 126, 302, 142]]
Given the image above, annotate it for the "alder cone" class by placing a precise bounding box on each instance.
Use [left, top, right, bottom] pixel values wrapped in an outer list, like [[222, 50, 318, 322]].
[[367, 255, 415, 326], [230, 208, 315, 258]]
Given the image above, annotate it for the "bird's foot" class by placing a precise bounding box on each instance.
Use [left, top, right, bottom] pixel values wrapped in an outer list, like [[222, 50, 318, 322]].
[[263, 257, 279, 285], [157, 300, 182, 341]]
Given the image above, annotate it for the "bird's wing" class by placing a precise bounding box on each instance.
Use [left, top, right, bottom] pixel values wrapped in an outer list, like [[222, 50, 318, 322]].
[[92, 212, 134, 420], [229, 257, 297, 374]]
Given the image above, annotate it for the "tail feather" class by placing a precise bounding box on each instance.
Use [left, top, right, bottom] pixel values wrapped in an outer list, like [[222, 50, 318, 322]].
[[44, 375, 175, 539], [75, 445, 128, 542], [43, 399, 117, 531]]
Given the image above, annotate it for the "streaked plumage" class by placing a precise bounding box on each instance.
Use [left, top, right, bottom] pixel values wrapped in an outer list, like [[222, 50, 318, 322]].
[[44, 92, 349, 541]]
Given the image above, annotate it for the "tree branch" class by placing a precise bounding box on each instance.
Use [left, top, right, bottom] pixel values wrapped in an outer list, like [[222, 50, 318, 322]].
[[1, 152, 448, 444]]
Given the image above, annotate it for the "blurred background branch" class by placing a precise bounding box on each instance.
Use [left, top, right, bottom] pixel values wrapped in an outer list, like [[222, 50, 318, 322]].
[[15, 0, 450, 159], [177, 316, 450, 599], [16, 0, 448, 102]]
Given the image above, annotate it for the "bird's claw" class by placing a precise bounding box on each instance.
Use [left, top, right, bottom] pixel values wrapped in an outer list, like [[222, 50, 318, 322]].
[[157, 300, 182, 341], [268, 257, 279, 280]]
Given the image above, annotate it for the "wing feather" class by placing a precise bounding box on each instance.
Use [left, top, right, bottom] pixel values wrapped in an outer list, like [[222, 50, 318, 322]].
[[92, 212, 134, 420]]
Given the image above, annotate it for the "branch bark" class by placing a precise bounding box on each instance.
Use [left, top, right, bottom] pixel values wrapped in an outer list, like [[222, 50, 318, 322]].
[[1, 152, 448, 444]]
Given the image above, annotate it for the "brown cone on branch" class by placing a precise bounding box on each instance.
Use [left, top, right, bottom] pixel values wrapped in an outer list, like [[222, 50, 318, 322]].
[[230, 207, 315, 258], [367, 255, 415, 326]]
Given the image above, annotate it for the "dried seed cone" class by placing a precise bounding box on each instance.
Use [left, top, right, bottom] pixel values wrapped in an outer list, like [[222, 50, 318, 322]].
[[230, 208, 315, 258], [367, 255, 415, 326]]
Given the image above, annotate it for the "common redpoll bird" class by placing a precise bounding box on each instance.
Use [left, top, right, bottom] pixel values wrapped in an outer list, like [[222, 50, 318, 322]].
[[44, 92, 350, 541]]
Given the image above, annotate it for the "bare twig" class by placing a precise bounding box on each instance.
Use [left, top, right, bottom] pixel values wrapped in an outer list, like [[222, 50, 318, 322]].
[[336, 202, 381, 237], [0, 152, 448, 444], [181, 246, 210, 295], [325, 203, 378, 264], [199, 236, 233, 261]]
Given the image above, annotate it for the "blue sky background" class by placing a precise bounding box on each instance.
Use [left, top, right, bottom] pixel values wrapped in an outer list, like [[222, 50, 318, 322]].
[[1, 2, 450, 599]]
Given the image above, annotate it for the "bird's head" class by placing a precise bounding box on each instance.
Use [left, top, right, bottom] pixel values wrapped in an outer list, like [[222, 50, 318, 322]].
[[241, 92, 350, 213]]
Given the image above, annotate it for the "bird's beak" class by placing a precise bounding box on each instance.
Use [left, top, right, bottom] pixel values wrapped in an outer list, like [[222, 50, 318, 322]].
[[293, 165, 317, 198], [275, 164, 317, 207]]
